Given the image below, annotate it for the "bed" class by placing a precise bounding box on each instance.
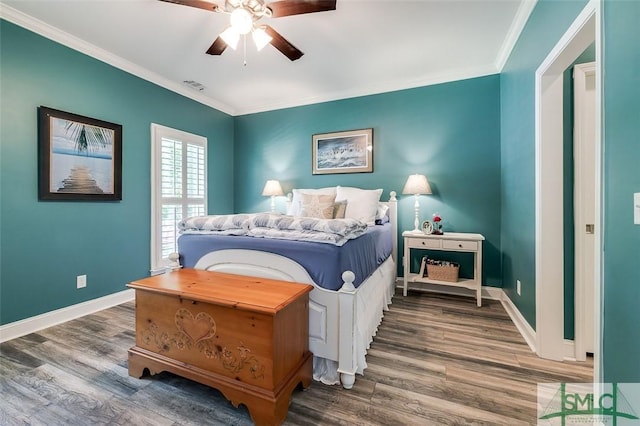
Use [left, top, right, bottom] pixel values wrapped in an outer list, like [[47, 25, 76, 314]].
[[174, 187, 398, 389]]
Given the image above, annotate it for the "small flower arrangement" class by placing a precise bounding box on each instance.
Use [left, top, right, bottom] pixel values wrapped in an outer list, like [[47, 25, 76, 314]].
[[432, 213, 443, 235]]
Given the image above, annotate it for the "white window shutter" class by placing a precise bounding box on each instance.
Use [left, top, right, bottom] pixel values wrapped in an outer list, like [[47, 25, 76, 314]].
[[151, 124, 207, 274]]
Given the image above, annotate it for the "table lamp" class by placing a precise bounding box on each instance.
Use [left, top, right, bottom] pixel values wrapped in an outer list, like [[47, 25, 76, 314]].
[[402, 174, 432, 232], [262, 179, 284, 213]]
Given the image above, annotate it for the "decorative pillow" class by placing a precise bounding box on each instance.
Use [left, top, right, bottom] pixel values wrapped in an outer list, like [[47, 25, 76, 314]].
[[299, 193, 336, 219], [289, 187, 337, 216], [376, 203, 389, 220], [333, 200, 347, 219], [335, 186, 383, 225], [375, 215, 390, 225]]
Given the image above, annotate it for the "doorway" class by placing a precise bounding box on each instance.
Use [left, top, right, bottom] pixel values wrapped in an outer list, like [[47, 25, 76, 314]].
[[534, 0, 601, 382], [573, 62, 596, 361]]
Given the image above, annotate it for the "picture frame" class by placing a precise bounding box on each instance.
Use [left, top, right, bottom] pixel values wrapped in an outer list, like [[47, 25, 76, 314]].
[[421, 220, 433, 235], [312, 128, 373, 175], [38, 106, 122, 201]]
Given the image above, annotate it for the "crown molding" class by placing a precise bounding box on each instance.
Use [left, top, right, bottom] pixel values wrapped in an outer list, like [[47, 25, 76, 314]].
[[495, 0, 538, 71], [1, 3, 510, 117], [0, 4, 236, 116], [236, 65, 500, 116]]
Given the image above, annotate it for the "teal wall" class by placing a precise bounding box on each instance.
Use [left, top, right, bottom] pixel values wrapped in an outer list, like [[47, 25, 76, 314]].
[[233, 76, 503, 285], [0, 21, 235, 324], [601, 0, 640, 383], [499, 0, 589, 330], [502, 0, 640, 381]]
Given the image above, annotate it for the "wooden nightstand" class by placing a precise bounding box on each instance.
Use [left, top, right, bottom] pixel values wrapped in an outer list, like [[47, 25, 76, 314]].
[[402, 231, 485, 306]]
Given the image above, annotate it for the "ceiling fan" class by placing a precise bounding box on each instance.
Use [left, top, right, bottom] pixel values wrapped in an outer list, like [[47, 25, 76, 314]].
[[158, 0, 337, 61]]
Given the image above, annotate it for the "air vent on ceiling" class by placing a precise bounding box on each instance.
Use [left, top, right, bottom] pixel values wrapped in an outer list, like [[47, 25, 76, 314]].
[[183, 80, 206, 91]]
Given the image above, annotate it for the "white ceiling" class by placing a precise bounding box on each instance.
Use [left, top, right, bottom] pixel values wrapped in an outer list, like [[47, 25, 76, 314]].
[[0, 0, 534, 116]]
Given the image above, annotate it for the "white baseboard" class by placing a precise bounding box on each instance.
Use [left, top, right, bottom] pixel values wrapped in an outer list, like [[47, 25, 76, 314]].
[[563, 339, 577, 361], [398, 279, 502, 301], [498, 291, 537, 353], [483, 286, 505, 301], [497, 292, 577, 360], [0, 289, 135, 343], [398, 279, 537, 353]]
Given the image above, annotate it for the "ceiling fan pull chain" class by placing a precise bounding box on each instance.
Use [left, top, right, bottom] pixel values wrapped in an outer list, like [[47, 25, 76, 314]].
[[243, 34, 247, 66]]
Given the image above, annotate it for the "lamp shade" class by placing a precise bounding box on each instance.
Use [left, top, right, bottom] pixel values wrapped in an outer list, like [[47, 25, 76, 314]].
[[402, 174, 432, 195], [220, 26, 240, 50], [252, 27, 272, 51], [262, 180, 284, 197]]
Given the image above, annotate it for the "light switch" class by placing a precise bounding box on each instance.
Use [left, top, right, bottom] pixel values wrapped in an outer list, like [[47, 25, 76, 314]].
[[635, 193, 640, 225]]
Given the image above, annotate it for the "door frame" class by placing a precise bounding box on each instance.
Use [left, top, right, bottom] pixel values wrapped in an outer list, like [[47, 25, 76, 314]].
[[573, 62, 597, 362], [534, 0, 601, 382]]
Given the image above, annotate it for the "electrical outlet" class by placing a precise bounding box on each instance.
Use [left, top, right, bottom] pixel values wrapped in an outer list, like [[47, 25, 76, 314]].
[[517, 280, 522, 296], [77, 275, 87, 289], [634, 193, 640, 225]]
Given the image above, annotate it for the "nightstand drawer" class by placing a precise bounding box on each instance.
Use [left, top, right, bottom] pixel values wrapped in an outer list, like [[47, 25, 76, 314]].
[[443, 240, 478, 251], [407, 238, 441, 249]]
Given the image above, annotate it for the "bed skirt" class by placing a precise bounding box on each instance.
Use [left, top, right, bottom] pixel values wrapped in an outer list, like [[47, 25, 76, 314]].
[[312, 256, 396, 385]]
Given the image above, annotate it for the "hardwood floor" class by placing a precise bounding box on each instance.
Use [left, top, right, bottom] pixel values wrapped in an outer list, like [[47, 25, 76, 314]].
[[0, 289, 592, 425]]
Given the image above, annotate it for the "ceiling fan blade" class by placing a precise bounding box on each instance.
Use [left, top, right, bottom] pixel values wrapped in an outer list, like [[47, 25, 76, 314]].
[[264, 26, 304, 61], [268, 0, 336, 18], [157, 0, 220, 12], [206, 36, 227, 55]]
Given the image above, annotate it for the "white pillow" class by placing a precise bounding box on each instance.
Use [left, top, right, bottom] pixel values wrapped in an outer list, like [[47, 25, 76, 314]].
[[289, 187, 336, 217], [376, 203, 389, 220], [335, 186, 383, 225]]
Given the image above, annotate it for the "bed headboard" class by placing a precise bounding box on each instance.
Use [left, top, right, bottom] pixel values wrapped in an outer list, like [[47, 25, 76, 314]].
[[383, 191, 398, 265], [285, 190, 398, 264]]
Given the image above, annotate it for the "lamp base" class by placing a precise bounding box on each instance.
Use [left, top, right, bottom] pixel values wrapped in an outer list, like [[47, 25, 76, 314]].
[[413, 194, 421, 233]]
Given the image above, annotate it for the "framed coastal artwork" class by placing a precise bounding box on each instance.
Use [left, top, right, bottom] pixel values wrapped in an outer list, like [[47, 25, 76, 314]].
[[38, 106, 122, 201], [312, 128, 373, 175]]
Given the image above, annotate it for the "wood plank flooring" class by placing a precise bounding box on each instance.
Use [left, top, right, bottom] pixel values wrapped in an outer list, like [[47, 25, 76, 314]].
[[0, 289, 592, 425]]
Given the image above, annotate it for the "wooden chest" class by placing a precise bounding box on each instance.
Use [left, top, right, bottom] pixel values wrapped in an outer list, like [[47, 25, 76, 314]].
[[127, 269, 313, 426]]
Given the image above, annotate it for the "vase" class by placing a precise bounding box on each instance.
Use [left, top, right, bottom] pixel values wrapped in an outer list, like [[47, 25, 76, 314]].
[[432, 221, 443, 235]]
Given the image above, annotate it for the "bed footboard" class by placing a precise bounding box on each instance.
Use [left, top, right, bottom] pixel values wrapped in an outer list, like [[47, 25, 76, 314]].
[[337, 271, 357, 389], [191, 250, 348, 376], [187, 249, 395, 389]]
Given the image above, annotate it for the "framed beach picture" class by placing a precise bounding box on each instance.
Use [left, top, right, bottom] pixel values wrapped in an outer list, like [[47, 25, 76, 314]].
[[312, 128, 373, 175], [38, 106, 122, 201]]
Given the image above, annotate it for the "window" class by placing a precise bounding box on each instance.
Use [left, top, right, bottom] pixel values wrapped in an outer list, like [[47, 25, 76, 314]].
[[151, 124, 207, 273]]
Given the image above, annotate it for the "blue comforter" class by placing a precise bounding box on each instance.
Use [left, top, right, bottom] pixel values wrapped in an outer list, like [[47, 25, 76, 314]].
[[177, 222, 393, 291]]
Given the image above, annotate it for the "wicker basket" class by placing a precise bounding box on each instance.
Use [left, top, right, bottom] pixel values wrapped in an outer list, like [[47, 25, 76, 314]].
[[426, 263, 460, 282]]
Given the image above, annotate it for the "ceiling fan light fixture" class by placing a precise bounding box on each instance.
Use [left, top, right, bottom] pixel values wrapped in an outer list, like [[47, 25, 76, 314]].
[[220, 26, 240, 50], [169, 0, 337, 61], [252, 27, 272, 51], [230, 8, 254, 35]]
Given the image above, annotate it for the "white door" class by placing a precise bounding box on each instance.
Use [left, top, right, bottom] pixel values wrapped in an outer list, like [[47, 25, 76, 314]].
[[573, 62, 596, 359]]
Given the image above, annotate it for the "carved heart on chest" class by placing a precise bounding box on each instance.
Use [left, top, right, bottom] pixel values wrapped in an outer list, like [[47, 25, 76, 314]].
[[175, 308, 216, 343]]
